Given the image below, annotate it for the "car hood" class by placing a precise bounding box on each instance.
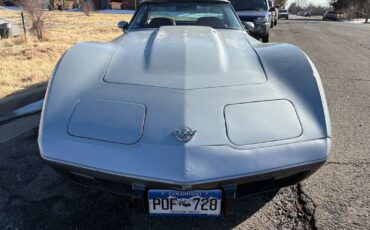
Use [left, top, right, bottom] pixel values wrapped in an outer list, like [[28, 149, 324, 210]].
[[104, 26, 266, 89], [237, 11, 268, 18], [40, 31, 330, 157]]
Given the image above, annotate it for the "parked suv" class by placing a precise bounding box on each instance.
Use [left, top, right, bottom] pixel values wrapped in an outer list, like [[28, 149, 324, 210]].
[[323, 11, 337, 21], [230, 0, 275, 43]]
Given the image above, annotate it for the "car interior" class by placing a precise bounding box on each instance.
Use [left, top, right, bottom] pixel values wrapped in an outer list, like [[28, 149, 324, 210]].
[[146, 17, 177, 28], [127, 1, 243, 30], [145, 16, 226, 28]]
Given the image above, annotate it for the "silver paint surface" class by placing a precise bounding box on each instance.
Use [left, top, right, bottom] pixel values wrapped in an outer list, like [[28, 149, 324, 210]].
[[38, 26, 331, 185], [68, 99, 146, 144], [224, 100, 302, 146]]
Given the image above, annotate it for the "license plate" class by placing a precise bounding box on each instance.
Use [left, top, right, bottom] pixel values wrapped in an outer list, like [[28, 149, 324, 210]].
[[148, 189, 222, 216]]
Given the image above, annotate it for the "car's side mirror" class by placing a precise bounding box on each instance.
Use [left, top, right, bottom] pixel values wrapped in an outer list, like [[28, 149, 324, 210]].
[[118, 21, 129, 31], [243, 21, 255, 34]]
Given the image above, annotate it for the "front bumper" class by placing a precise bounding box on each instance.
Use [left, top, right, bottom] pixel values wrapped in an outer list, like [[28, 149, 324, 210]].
[[325, 16, 337, 20], [52, 160, 323, 214], [40, 137, 330, 186], [40, 137, 330, 213], [249, 23, 269, 38]]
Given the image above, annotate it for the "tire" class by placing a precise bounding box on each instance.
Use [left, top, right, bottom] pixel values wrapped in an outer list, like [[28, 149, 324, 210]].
[[261, 34, 269, 43]]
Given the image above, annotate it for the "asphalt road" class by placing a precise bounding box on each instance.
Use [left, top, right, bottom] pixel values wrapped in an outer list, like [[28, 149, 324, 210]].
[[1, 17, 369, 229]]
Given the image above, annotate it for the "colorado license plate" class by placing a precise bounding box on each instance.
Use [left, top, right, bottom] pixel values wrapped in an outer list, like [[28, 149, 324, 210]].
[[148, 189, 222, 216]]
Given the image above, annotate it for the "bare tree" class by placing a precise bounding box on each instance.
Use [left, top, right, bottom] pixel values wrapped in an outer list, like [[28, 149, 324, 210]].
[[275, 0, 288, 8], [49, 0, 55, 10], [81, 0, 94, 16], [20, 0, 45, 40], [332, 0, 370, 22], [289, 2, 327, 15], [296, 0, 309, 7], [346, 1, 360, 19]]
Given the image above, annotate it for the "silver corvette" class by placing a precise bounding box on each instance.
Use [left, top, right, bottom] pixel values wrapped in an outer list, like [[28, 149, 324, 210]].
[[38, 0, 331, 216]]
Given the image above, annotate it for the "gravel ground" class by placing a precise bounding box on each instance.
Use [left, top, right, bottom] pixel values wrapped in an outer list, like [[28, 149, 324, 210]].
[[0, 17, 369, 229]]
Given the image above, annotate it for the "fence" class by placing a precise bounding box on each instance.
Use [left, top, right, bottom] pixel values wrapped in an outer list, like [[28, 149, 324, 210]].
[[0, 6, 28, 39], [0, 6, 130, 40]]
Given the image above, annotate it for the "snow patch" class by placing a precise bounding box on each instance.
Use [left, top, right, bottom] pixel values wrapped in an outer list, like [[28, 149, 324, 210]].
[[0, 6, 21, 11], [342, 18, 369, 24]]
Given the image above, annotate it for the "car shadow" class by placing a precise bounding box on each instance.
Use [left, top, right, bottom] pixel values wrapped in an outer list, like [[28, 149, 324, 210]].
[[0, 127, 279, 229], [0, 82, 47, 116]]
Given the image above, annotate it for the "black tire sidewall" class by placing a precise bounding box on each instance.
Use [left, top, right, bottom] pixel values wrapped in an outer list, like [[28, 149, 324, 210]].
[[261, 34, 269, 43]]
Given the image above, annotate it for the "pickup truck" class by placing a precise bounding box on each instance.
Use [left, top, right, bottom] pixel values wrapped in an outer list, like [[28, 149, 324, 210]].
[[230, 0, 276, 42]]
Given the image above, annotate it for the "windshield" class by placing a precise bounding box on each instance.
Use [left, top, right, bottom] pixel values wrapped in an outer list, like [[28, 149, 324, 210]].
[[130, 2, 243, 30], [230, 0, 268, 11]]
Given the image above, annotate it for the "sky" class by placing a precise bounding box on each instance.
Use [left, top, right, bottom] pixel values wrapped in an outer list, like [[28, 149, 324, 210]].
[[286, 0, 330, 7]]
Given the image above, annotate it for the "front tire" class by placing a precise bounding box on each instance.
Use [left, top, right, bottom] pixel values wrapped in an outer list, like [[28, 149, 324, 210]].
[[261, 34, 269, 43]]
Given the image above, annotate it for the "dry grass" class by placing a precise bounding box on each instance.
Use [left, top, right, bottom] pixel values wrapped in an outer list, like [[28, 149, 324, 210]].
[[0, 10, 132, 99]]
